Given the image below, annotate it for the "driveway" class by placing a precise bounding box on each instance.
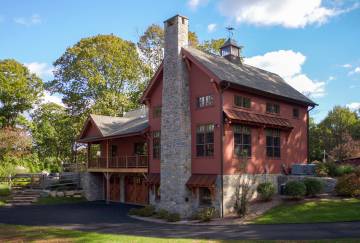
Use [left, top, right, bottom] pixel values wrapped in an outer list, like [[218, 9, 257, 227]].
[[0, 201, 360, 240]]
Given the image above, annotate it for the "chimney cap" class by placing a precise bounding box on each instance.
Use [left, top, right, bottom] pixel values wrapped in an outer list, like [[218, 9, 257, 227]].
[[163, 14, 188, 23]]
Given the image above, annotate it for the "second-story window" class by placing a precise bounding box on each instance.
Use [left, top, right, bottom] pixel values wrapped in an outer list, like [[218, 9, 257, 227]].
[[152, 131, 161, 159], [196, 124, 214, 157], [293, 108, 299, 118], [197, 95, 214, 108], [266, 129, 281, 158], [234, 95, 251, 108], [153, 106, 162, 118], [234, 125, 251, 157], [266, 103, 280, 114]]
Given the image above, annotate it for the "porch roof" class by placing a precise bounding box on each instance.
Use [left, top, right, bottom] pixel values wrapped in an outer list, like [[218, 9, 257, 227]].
[[224, 108, 293, 130], [77, 108, 149, 143], [186, 174, 217, 188]]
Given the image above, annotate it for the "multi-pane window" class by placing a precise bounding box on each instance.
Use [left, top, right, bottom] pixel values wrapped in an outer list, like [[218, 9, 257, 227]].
[[199, 187, 212, 205], [152, 131, 161, 159], [234, 95, 251, 108], [266, 129, 281, 158], [266, 103, 280, 114], [153, 106, 162, 118], [196, 124, 214, 157], [233, 125, 251, 157], [293, 108, 299, 118], [197, 95, 214, 108]]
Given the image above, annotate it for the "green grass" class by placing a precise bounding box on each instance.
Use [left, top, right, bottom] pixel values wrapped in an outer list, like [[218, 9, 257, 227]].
[[0, 224, 358, 243], [35, 196, 86, 205], [0, 183, 10, 197], [253, 198, 360, 224]]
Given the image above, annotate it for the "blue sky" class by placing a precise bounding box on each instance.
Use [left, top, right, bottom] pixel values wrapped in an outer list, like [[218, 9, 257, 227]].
[[1, 0, 360, 122]]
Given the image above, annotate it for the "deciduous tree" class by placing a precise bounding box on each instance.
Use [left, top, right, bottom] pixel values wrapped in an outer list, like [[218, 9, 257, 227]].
[[0, 59, 43, 127]]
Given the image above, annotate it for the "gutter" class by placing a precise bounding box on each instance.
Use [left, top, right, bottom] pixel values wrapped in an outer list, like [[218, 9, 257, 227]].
[[307, 105, 316, 163]]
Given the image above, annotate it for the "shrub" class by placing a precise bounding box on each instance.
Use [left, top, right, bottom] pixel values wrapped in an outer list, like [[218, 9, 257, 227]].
[[128, 205, 155, 217], [257, 182, 275, 201], [0, 184, 10, 197], [315, 161, 329, 177], [284, 181, 306, 199], [166, 212, 181, 222], [155, 209, 169, 219], [335, 170, 360, 197], [335, 165, 354, 177], [303, 178, 324, 197], [197, 207, 217, 222]]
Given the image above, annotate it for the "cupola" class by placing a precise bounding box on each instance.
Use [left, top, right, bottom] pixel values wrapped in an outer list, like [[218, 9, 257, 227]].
[[220, 38, 241, 64]]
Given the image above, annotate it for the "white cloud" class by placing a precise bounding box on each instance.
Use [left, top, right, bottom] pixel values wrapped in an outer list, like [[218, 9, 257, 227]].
[[348, 66, 360, 75], [342, 63, 352, 68], [42, 91, 64, 107], [14, 14, 42, 26], [24, 62, 54, 80], [207, 23, 217, 33], [218, 0, 358, 28], [187, 0, 209, 10], [346, 102, 360, 111], [328, 76, 335, 81], [244, 50, 326, 98]]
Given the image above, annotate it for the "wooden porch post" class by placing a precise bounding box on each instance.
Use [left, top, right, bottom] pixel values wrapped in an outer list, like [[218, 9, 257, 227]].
[[106, 140, 109, 169], [87, 143, 91, 168]]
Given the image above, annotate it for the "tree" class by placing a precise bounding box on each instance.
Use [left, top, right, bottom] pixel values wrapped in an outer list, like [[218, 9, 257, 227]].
[[47, 35, 144, 164], [0, 59, 43, 127], [137, 24, 164, 78], [309, 118, 324, 161], [48, 34, 143, 117], [330, 133, 360, 161], [137, 25, 200, 76], [198, 38, 227, 55], [319, 106, 358, 160], [31, 103, 73, 170]]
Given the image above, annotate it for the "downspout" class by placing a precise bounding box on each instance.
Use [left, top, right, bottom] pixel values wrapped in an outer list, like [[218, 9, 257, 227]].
[[307, 105, 315, 163], [219, 81, 230, 218]]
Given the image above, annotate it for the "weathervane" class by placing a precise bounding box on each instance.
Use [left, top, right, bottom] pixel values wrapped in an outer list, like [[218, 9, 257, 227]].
[[226, 26, 235, 39]]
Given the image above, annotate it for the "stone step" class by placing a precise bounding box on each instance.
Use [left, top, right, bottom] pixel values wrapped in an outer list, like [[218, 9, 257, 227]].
[[10, 197, 38, 201], [9, 202, 32, 206]]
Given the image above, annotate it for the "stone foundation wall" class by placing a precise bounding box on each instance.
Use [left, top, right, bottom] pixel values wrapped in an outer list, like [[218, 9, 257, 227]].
[[80, 172, 104, 201], [222, 174, 280, 216]]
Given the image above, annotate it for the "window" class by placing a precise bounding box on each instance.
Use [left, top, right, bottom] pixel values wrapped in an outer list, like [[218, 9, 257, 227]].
[[196, 124, 214, 157], [266, 129, 281, 158], [234, 95, 251, 108], [153, 106, 161, 118], [152, 131, 161, 159], [199, 187, 212, 205], [197, 95, 214, 108], [111, 145, 117, 157], [266, 103, 280, 114], [233, 125, 251, 157], [293, 108, 299, 118], [134, 142, 146, 155]]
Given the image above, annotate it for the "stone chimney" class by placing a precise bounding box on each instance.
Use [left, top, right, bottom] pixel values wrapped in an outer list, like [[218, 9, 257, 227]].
[[160, 15, 192, 216]]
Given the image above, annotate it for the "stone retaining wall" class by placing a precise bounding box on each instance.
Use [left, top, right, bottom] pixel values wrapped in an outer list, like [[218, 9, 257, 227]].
[[80, 172, 104, 201]]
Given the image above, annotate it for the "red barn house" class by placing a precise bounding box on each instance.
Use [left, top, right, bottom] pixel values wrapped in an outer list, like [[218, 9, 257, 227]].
[[78, 15, 316, 217]]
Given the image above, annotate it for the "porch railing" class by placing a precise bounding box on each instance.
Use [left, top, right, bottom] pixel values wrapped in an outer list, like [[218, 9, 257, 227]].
[[88, 155, 148, 169]]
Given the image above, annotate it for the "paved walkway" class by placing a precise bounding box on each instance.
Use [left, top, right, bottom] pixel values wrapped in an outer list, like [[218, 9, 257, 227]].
[[0, 201, 359, 240]]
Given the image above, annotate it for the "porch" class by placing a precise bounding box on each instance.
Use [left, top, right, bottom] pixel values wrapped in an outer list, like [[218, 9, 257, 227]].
[[88, 155, 148, 173]]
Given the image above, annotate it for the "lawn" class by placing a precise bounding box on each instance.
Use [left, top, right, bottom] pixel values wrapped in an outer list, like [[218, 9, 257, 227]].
[[35, 196, 86, 205], [0, 183, 10, 197], [253, 198, 360, 224], [0, 224, 359, 243]]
